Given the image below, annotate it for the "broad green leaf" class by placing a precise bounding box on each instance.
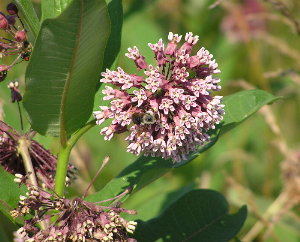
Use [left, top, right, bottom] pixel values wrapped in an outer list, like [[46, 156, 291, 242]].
[[134, 190, 247, 242], [0, 166, 27, 223], [86, 89, 277, 203], [14, 0, 40, 38], [41, 0, 73, 22], [41, 0, 122, 73], [23, 0, 110, 138]]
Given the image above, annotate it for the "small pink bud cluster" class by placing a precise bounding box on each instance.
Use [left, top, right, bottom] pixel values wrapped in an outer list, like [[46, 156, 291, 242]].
[[94, 32, 224, 162], [0, 3, 31, 82]]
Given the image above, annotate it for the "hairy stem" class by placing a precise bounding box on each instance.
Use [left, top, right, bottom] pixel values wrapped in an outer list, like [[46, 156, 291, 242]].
[[18, 137, 46, 230], [18, 137, 38, 187], [54, 119, 96, 196]]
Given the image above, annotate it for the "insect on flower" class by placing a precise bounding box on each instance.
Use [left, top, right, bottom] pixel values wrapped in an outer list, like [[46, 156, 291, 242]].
[[132, 110, 158, 125]]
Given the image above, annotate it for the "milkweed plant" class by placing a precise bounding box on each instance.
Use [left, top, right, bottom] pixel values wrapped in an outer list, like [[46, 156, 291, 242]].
[[0, 0, 281, 241]]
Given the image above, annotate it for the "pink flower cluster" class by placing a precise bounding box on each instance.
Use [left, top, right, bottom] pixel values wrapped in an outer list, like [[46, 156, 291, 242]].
[[94, 32, 224, 162]]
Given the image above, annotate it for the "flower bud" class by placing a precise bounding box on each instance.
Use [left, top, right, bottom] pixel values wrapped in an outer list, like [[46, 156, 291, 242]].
[[6, 3, 18, 15], [0, 13, 8, 29], [6, 15, 16, 26], [15, 30, 27, 42]]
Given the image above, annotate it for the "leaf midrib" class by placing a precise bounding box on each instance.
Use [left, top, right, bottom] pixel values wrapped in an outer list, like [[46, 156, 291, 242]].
[[182, 213, 225, 241], [59, 0, 84, 146]]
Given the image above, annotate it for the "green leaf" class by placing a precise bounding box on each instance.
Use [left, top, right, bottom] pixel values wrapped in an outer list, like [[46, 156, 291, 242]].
[[86, 89, 277, 202], [102, 0, 123, 71], [221, 89, 279, 132], [23, 0, 110, 139], [41, 0, 122, 73], [125, 184, 195, 221], [0, 166, 27, 223], [14, 0, 40, 38], [133, 190, 247, 242], [41, 0, 73, 22], [0, 225, 11, 242]]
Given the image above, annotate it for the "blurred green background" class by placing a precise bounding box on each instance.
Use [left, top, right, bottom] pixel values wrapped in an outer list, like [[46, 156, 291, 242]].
[[1, 0, 300, 241]]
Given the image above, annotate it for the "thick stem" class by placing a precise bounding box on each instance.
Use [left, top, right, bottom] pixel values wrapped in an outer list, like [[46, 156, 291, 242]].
[[18, 137, 38, 187], [54, 146, 72, 196], [54, 119, 96, 196]]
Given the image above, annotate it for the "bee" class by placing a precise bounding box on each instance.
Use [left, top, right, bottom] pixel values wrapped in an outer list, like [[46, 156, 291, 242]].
[[132, 110, 157, 125], [153, 88, 166, 98]]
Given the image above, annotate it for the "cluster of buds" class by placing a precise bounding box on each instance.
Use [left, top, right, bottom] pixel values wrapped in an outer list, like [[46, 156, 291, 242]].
[[12, 186, 137, 241], [0, 3, 31, 82], [0, 121, 76, 189], [94, 32, 224, 162]]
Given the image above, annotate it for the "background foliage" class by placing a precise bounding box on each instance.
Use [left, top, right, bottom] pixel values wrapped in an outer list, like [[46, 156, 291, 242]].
[[0, 0, 299, 241]]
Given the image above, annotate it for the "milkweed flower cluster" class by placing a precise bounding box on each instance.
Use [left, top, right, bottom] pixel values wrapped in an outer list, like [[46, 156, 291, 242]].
[[94, 32, 224, 162], [11, 186, 137, 242]]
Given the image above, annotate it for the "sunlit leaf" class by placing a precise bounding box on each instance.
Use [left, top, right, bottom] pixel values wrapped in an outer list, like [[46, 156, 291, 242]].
[[23, 0, 110, 138], [40, 0, 73, 22], [41, 0, 122, 73]]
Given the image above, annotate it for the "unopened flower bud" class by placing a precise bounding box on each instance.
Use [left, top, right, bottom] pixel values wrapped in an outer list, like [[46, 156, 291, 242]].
[[126, 221, 137, 233], [7, 3, 19, 15], [6, 15, 16, 25], [0, 12, 8, 29], [15, 30, 26, 42], [14, 173, 23, 183]]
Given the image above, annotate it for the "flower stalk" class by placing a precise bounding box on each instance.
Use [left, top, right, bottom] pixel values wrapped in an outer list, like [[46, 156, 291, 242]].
[[17, 137, 38, 187]]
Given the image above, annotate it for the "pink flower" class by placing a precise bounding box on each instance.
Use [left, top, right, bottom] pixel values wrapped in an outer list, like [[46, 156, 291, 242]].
[[94, 32, 224, 162]]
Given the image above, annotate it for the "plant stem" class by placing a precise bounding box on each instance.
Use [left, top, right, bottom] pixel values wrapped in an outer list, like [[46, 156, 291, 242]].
[[18, 137, 46, 230], [242, 192, 289, 242], [54, 119, 96, 196], [18, 137, 38, 187], [17, 101, 24, 131], [54, 145, 72, 196], [68, 119, 97, 148]]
